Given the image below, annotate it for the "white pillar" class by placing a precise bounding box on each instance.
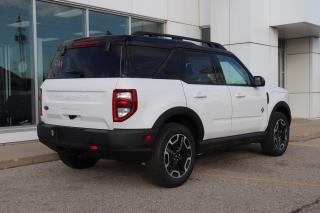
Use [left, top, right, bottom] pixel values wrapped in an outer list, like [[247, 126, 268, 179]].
[[285, 37, 320, 119]]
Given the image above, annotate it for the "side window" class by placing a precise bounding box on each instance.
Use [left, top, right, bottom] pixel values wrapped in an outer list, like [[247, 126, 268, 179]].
[[183, 51, 220, 85], [217, 55, 251, 85], [125, 45, 169, 78], [155, 50, 182, 79]]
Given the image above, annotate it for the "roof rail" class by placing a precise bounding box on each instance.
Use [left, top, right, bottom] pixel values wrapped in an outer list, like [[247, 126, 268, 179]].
[[132, 31, 226, 50]]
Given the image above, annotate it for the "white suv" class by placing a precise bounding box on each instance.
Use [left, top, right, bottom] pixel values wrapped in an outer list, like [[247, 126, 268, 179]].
[[37, 32, 291, 187]]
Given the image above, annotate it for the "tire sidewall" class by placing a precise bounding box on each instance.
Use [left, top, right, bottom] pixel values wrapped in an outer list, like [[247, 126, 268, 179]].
[[58, 150, 98, 169], [151, 123, 196, 187], [264, 112, 290, 156]]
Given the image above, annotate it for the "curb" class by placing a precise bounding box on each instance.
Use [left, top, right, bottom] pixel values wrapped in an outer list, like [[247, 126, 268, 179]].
[[290, 134, 320, 142], [0, 153, 59, 170]]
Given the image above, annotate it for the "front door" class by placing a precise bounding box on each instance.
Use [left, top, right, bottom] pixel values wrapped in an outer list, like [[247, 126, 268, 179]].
[[216, 54, 267, 135]]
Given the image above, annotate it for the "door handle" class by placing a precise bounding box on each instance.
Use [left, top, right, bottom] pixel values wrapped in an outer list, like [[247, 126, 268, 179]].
[[193, 93, 207, 99], [193, 95, 207, 99], [235, 93, 246, 98]]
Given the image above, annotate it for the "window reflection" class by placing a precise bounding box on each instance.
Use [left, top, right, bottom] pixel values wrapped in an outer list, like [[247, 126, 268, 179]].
[[0, 0, 34, 127], [131, 18, 163, 34], [89, 11, 129, 36], [36, 1, 85, 84]]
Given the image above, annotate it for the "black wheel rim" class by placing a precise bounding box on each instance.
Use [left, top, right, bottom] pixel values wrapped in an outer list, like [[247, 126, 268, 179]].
[[164, 134, 192, 179], [273, 119, 288, 151]]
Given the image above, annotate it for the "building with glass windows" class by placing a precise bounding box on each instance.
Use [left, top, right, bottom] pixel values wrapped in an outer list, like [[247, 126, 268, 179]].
[[0, 0, 320, 143]]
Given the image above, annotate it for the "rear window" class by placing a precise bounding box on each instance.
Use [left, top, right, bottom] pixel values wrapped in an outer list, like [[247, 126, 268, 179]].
[[48, 44, 122, 79], [123, 45, 170, 78]]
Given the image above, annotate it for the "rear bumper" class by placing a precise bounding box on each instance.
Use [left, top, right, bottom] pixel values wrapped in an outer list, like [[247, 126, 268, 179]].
[[37, 123, 157, 159]]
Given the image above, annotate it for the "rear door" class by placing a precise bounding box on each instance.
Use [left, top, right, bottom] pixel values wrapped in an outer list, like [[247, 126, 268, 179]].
[[215, 54, 267, 135], [41, 40, 123, 130], [181, 50, 232, 140]]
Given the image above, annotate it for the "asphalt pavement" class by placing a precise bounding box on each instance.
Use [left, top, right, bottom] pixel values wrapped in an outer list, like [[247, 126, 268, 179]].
[[0, 139, 320, 213]]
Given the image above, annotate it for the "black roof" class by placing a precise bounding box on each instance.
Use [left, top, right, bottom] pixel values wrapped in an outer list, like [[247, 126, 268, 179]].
[[70, 32, 231, 55]]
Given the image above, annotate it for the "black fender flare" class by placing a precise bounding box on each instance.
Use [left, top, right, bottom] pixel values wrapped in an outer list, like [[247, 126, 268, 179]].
[[270, 101, 292, 124], [152, 107, 204, 141]]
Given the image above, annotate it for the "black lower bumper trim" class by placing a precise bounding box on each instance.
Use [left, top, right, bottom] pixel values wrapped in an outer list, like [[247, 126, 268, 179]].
[[37, 123, 157, 159]]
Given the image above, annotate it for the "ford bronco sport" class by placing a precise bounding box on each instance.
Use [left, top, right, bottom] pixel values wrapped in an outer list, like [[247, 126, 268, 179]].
[[37, 32, 291, 187]]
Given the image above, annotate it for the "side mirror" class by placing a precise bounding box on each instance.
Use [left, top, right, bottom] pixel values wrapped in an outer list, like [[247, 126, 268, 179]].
[[253, 76, 265, 87]]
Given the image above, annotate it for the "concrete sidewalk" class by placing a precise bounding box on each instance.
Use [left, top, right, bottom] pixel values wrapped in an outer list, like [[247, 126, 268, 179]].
[[0, 118, 319, 170], [0, 141, 58, 170], [290, 118, 320, 142]]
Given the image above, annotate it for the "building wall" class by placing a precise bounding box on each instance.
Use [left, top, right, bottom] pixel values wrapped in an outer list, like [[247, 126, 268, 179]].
[[270, 0, 320, 26], [286, 37, 320, 118]]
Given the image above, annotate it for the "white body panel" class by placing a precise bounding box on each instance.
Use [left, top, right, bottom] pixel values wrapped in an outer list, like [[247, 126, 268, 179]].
[[41, 78, 119, 130], [114, 78, 186, 129], [229, 86, 268, 135], [266, 86, 289, 123], [181, 82, 232, 140]]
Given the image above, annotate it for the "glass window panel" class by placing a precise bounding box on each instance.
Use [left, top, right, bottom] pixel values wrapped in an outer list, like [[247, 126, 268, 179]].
[[217, 55, 251, 85], [36, 1, 85, 85], [0, 0, 34, 127], [125, 46, 169, 78], [48, 45, 122, 79], [89, 11, 128, 36], [131, 18, 163, 34], [183, 51, 217, 85], [156, 50, 182, 80]]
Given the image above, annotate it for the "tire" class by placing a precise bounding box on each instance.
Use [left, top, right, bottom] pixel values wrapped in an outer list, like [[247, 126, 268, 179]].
[[261, 112, 290, 156], [58, 150, 99, 169], [146, 123, 196, 187]]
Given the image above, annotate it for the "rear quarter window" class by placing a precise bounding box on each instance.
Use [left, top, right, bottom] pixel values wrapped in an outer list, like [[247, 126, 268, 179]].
[[155, 50, 182, 79], [124, 45, 170, 78]]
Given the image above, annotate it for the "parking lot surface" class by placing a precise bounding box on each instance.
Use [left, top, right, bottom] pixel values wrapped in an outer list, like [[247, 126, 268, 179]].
[[0, 139, 320, 213]]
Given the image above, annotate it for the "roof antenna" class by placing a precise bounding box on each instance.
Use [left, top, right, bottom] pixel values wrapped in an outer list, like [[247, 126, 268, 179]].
[[106, 30, 112, 35]]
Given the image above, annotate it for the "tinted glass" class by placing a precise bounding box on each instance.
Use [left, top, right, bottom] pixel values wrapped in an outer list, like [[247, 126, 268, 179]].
[[155, 50, 182, 79], [89, 11, 129, 36], [131, 19, 163, 33], [0, 0, 35, 127], [48, 45, 122, 79], [217, 55, 251, 85], [36, 1, 85, 83], [183, 51, 220, 85], [125, 46, 169, 78]]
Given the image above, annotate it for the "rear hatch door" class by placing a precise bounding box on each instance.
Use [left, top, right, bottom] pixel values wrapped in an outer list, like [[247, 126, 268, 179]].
[[41, 38, 123, 130]]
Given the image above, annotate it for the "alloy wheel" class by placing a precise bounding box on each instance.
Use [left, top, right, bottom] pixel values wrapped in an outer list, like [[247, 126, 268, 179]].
[[273, 119, 288, 151], [164, 134, 192, 179]]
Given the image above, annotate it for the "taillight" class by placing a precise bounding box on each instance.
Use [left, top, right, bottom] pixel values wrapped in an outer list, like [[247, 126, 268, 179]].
[[38, 89, 42, 117], [113, 89, 137, 122]]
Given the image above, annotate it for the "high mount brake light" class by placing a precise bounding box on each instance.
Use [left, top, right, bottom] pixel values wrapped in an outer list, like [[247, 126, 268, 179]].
[[72, 40, 102, 48], [113, 89, 138, 122]]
